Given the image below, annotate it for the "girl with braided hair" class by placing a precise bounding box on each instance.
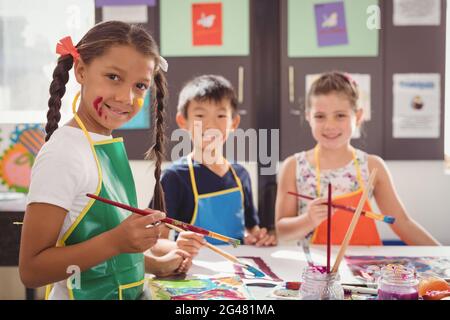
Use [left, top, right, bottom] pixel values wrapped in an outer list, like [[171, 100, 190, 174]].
[[19, 21, 192, 300]]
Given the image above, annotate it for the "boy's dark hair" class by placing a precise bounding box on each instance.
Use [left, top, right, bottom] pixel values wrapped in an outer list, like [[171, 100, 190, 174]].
[[177, 74, 238, 118], [46, 20, 167, 212], [306, 71, 360, 113]]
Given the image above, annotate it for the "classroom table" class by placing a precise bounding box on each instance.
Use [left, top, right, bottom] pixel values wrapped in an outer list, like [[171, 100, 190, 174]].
[[0, 192, 34, 299], [185, 245, 450, 299]]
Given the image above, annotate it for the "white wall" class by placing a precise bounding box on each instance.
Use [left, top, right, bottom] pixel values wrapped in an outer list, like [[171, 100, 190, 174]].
[[376, 160, 450, 245], [130, 160, 450, 245]]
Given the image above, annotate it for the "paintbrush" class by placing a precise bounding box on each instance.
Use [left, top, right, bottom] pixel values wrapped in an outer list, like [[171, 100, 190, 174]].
[[331, 169, 377, 273], [299, 238, 315, 267], [86, 193, 241, 247], [327, 183, 332, 273], [165, 223, 265, 278], [342, 285, 378, 295], [287, 191, 395, 224]]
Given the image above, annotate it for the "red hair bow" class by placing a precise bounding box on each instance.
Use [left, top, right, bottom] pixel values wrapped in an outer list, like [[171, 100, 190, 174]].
[[56, 36, 80, 61]]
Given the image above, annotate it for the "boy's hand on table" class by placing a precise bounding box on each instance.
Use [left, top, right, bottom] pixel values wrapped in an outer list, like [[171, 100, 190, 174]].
[[176, 231, 207, 257], [244, 226, 277, 247], [173, 249, 192, 274], [151, 249, 192, 277]]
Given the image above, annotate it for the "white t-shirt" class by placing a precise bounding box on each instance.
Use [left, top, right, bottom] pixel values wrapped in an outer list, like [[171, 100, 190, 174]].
[[27, 125, 112, 299]]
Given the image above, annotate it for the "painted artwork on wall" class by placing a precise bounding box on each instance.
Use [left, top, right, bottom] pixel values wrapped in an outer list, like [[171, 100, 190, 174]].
[[192, 2, 223, 46], [160, 0, 249, 56], [0, 124, 45, 193], [314, 1, 349, 47], [288, 0, 379, 57]]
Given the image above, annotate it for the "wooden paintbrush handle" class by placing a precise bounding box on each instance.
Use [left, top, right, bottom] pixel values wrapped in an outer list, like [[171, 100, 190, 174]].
[[331, 168, 378, 273], [165, 223, 240, 264]]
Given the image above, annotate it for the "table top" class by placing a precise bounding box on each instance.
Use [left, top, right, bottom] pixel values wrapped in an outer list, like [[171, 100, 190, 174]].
[[186, 245, 450, 299], [0, 192, 26, 212]]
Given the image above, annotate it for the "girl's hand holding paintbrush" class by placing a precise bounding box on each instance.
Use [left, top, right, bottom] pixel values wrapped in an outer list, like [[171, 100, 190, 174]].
[[305, 198, 336, 228], [110, 209, 194, 276], [108, 209, 166, 254]]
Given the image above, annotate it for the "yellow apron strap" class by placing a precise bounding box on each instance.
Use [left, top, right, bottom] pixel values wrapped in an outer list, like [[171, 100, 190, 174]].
[[314, 145, 361, 197], [312, 145, 320, 242], [59, 92, 103, 244], [187, 155, 200, 225], [314, 145, 321, 197], [46, 92, 103, 299], [45, 284, 52, 300], [227, 161, 245, 209], [352, 149, 364, 189], [72, 91, 95, 146]]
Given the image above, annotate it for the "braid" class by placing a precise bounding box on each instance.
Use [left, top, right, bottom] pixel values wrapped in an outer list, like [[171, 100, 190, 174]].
[[45, 56, 73, 141], [146, 71, 168, 212]]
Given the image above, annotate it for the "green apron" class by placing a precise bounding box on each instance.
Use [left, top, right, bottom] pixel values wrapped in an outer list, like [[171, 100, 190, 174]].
[[46, 92, 145, 300]]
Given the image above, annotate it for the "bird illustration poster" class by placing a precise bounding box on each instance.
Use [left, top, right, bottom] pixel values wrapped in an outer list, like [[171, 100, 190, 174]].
[[160, 0, 249, 56], [314, 1, 348, 47], [192, 2, 223, 46], [288, 0, 378, 57]]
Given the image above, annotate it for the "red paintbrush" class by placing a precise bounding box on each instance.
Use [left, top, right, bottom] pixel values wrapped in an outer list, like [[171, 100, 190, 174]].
[[86, 193, 241, 247], [327, 183, 332, 274]]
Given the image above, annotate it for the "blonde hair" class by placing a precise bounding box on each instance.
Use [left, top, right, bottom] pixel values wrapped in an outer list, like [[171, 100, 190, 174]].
[[306, 71, 359, 113]]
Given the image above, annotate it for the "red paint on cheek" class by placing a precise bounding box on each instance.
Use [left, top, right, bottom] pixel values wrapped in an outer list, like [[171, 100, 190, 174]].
[[93, 97, 103, 117]]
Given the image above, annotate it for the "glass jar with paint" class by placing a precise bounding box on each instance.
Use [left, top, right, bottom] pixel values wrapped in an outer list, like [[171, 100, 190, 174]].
[[299, 266, 344, 300], [377, 264, 419, 300]]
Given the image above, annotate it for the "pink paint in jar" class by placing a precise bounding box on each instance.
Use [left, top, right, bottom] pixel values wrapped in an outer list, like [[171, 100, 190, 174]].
[[377, 264, 419, 300], [299, 266, 344, 300]]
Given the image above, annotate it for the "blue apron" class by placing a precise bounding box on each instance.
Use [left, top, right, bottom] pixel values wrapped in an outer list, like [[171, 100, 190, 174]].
[[187, 155, 245, 245]]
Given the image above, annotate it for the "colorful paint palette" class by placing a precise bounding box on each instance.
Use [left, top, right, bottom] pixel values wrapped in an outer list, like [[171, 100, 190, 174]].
[[148, 276, 253, 300], [345, 256, 450, 281]]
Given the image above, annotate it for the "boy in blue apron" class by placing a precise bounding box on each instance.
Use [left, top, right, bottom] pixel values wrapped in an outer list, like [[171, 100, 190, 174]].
[[152, 75, 277, 253]]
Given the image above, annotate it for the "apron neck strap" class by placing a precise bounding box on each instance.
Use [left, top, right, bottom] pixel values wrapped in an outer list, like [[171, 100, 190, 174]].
[[187, 154, 244, 196], [72, 91, 94, 146], [314, 145, 363, 197], [187, 154, 199, 198]]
